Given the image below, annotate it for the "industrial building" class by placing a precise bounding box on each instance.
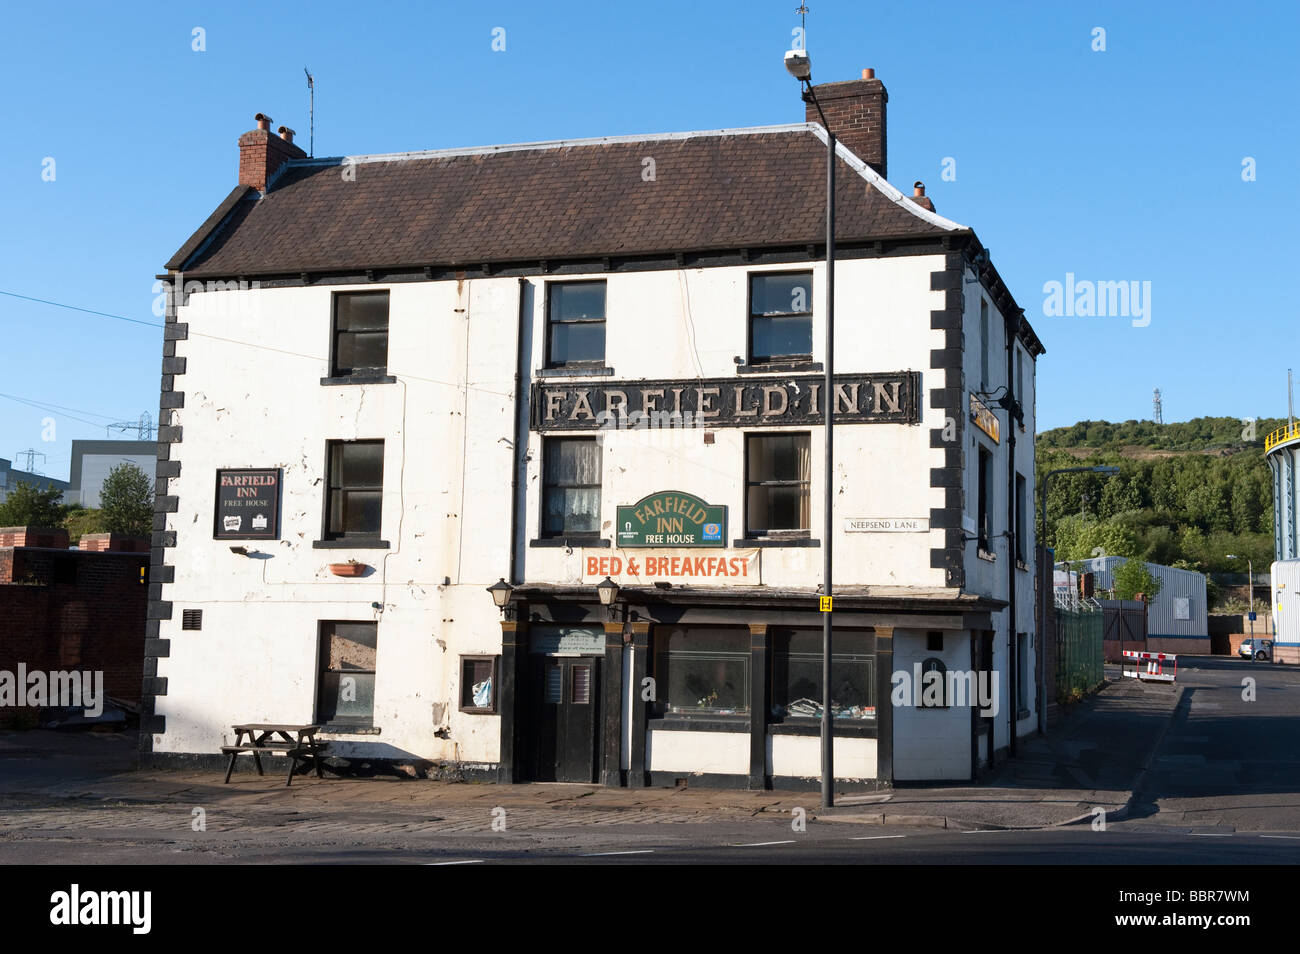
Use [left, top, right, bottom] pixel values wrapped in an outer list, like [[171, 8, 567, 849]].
[[1075, 555, 1208, 655]]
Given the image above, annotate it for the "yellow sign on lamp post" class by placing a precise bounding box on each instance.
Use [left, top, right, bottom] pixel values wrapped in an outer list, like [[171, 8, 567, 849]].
[[819, 596, 832, 613]]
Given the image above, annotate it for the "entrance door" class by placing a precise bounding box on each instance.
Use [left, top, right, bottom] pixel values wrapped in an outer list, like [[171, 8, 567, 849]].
[[530, 656, 600, 783]]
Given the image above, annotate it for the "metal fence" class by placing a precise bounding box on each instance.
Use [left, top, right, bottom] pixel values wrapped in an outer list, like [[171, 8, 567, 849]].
[[1055, 605, 1104, 701]]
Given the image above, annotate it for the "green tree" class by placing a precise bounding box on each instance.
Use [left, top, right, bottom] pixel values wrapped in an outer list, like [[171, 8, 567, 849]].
[[0, 480, 66, 528], [62, 506, 106, 544], [1111, 559, 1164, 603], [99, 463, 152, 536]]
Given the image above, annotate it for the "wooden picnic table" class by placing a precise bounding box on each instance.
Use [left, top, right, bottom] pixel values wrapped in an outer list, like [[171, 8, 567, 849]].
[[221, 723, 329, 787]]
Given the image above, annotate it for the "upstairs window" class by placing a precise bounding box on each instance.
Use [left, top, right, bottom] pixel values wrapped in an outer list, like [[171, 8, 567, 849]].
[[746, 433, 811, 535], [547, 281, 606, 368], [325, 440, 384, 540], [749, 272, 813, 365], [980, 298, 990, 391], [977, 445, 993, 554], [542, 436, 601, 538], [331, 291, 390, 377], [1016, 473, 1027, 563]]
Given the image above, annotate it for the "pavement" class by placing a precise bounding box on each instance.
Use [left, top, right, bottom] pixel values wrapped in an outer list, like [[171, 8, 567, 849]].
[[0, 655, 1296, 854]]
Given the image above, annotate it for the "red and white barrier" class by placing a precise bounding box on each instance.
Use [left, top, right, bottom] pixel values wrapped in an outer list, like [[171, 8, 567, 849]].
[[1122, 650, 1177, 683]]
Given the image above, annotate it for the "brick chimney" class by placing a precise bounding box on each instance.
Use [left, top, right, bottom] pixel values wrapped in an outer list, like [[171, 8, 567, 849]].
[[238, 112, 306, 192], [910, 181, 935, 212], [805, 68, 888, 179]]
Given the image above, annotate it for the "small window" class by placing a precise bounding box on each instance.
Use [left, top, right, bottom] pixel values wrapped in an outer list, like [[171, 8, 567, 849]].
[[571, 665, 592, 704], [771, 628, 875, 721], [182, 609, 203, 631], [331, 291, 390, 377], [746, 433, 810, 535], [542, 436, 601, 538], [1015, 473, 1027, 563], [927, 632, 943, 652], [919, 657, 948, 708], [325, 440, 384, 540], [977, 445, 993, 553], [317, 621, 377, 725], [547, 281, 606, 367], [749, 272, 812, 364], [460, 656, 497, 713], [652, 626, 750, 716]]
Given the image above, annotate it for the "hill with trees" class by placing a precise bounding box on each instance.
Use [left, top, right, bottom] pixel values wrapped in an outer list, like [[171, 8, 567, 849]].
[[1036, 416, 1278, 582]]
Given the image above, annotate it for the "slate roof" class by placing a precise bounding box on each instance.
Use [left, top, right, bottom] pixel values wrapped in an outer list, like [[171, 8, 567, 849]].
[[168, 124, 964, 277]]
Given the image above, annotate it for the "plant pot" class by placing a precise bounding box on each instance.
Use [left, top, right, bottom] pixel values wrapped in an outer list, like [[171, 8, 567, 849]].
[[329, 562, 367, 577]]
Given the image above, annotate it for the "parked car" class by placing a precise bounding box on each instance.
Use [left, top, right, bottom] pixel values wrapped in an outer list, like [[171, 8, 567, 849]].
[[1239, 638, 1274, 660]]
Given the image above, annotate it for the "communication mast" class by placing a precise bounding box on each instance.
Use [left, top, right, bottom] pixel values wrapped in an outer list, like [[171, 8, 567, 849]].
[[1152, 388, 1164, 425]]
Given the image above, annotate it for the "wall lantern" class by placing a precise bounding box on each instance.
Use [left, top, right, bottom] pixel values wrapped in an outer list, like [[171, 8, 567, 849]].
[[487, 578, 514, 610], [595, 576, 620, 607]]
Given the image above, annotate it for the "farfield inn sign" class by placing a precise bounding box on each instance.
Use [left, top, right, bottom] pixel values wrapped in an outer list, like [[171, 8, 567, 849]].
[[531, 372, 920, 430], [616, 491, 726, 548]]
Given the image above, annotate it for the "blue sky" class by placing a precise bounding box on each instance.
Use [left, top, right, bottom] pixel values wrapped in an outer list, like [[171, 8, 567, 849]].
[[1, 1, 1297, 483]]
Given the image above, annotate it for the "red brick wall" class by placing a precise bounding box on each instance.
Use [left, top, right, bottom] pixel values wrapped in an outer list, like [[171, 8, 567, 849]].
[[78, 533, 150, 553], [0, 526, 70, 549], [0, 548, 148, 718]]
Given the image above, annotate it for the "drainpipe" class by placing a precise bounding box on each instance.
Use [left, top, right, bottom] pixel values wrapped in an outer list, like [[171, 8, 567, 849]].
[[509, 278, 531, 585]]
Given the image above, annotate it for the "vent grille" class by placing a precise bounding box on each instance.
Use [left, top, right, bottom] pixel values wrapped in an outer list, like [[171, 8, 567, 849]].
[[181, 609, 203, 631]]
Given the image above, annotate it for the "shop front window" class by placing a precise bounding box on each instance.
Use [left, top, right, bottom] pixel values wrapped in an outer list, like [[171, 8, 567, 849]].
[[771, 628, 875, 721], [652, 626, 750, 716]]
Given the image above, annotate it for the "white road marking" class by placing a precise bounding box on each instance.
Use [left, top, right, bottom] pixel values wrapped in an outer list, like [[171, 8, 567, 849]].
[[732, 840, 796, 847], [580, 849, 655, 856], [850, 835, 905, 841], [426, 859, 484, 865], [1260, 834, 1300, 840], [1187, 833, 1232, 837], [962, 829, 1010, 834]]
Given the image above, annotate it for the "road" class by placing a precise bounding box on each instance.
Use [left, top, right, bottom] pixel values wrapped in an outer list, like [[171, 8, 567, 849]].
[[0, 656, 1296, 864]]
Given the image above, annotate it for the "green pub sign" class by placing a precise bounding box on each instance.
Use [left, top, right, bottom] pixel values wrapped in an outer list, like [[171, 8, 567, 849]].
[[616, 491, 727, 548]]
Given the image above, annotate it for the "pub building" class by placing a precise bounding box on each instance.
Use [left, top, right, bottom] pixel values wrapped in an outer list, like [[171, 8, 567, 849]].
[[144, 68, 1043, 788]]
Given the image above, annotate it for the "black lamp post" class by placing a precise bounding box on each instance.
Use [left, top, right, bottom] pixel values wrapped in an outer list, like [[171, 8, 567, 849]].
[[786, 46, 836, 809]]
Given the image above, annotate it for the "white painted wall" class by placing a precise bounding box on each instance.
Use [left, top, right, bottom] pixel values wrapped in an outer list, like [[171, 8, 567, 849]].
[[155, 250, 1039, 777], [768, 733, 876, 780], [156, 278, 518, 762], [891, 628, 973, 780], [646, 729, 749, 776], [522, 256, 951, 588]]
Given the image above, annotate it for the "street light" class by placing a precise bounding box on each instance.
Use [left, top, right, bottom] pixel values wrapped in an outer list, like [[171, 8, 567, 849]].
[[786, 45, 837, 810], [1036, 464, 1119, 736]]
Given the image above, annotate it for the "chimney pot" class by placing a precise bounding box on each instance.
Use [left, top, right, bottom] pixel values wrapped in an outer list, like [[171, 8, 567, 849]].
[[255, 112, 272, 131], [277, 126, 295, 144], [913, 181, 925, 197], [862, 68, 875, 79]]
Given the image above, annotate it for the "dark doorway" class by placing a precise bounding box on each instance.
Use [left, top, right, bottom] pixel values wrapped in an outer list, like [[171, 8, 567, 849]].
[[527, 655, 600, 783]]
